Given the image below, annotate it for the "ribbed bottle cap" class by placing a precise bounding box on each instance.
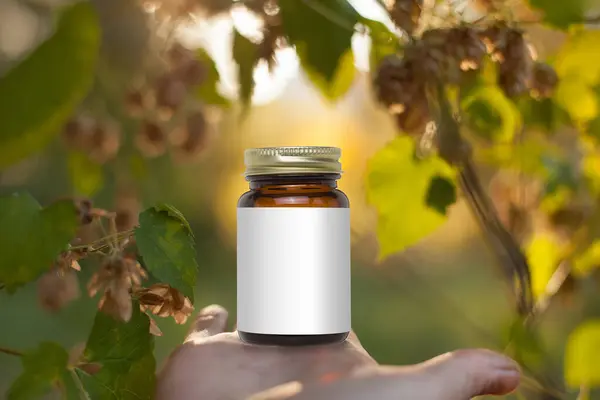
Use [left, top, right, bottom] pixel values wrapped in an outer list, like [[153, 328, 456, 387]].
[[243, 146, 342, 177]]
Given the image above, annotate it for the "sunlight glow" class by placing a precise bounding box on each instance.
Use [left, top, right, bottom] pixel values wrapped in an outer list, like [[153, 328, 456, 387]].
[[175, 0, 391, 106]]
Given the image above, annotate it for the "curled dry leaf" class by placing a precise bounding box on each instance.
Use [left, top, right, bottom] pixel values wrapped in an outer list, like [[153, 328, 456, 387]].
[[88, 256, 147, 322], [137, 283, 194, 325], [73, 197, 94, 225], [37, 268, 80, 312]]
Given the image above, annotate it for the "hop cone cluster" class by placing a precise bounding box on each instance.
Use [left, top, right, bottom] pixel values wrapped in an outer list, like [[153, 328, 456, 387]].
[[373, 25, 559, 136]]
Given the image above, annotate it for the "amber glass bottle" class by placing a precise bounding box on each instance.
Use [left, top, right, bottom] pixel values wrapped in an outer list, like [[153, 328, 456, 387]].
[[237, 147, 351, 346]]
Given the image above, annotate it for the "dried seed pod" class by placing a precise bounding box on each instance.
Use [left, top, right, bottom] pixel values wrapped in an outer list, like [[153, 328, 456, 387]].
[[137, 283, 194, 325], [485, 27, 533, 97], [114, 188, 140, 232], [172, 111, 209, 161], [155, 74, 188, 121], [373, 55, 419, 111], [88, 256, 147, 322], [124, 88, 151, 117], [529, 62, 558, 99], [176, 59, 206, 87], [62, 115, 96, 151], [135, 120, 167, 158], [98, 279, 133, 322], [387, 0, 423, 36], [87, 120, 122, 164], [167, 42, 195, 69], [395, 95, 430, 135], [74, 198, 94, 225], [37, 269, 80, 312]]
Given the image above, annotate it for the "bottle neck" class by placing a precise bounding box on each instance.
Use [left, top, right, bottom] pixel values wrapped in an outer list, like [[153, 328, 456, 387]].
[[247, 174, 340, 190]]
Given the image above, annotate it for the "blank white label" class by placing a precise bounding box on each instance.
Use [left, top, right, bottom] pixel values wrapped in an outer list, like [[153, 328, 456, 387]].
[[237, 207, 351, 335]]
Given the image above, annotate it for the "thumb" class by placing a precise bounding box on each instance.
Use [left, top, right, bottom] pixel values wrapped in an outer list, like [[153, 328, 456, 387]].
[[184, 304, 229, 342]]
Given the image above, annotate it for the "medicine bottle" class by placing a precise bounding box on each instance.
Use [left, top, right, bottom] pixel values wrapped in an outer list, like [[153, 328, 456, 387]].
[[237, 146, 351, 346]]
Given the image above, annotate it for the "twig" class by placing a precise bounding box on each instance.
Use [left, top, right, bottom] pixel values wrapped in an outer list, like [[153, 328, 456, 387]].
[[0, 346, 23, 357], [577, 385, 589, 400]]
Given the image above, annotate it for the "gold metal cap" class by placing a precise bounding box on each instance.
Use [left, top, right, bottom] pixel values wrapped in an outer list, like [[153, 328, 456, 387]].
[[243, 146, 343, 177]]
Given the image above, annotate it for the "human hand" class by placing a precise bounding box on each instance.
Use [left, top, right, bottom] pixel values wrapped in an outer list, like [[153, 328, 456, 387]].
[[156, 304, 520, 400]]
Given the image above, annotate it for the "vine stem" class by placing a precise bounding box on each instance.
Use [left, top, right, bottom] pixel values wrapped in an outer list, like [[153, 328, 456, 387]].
[[0, 346, 23, 357], [70, 370, 91, 400]]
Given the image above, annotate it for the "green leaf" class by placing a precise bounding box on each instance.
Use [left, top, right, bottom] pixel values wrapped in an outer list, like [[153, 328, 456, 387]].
[[425, 176, 456, 215], [233, 29, 259, 111], [564, 319, 600, 388], [365, 136, 457, 260], [0, 2, 100, 169], [7, 342, 70, 400], [301, 49, 356, 101], [360, 18, 400, 72], [518, 96, 569, 133], [68, 151, 104, 197], [195, 47, 230, 106], [78, 305, 155, 399], [525, 233, 564, 299], [527, 0, 585, 29], [461, 85, 521, 142], [505, 319, 545, 369], [279, 0, 359, 86], [474, 139, 565, 177], [554, 77, 598, 123], [554, 30, 600, 85], [135, 205, 198, 301], [0, 193, 79, 291]]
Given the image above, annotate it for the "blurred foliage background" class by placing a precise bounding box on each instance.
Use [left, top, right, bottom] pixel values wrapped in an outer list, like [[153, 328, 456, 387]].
[[1, 0, 600, 398]]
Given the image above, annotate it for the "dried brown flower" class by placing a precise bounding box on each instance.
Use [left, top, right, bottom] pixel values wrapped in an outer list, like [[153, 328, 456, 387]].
[[386, 0, 423, 36], [88, 256, 147, 322], [135, 120, 167, 158], [529, 62, 558, 99], [137, 284, 194, 325], [37, 269, 80, 312]]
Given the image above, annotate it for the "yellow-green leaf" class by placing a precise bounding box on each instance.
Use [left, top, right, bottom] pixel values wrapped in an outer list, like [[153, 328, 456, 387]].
[[525, 232, 564, 299], [554, 30, 600, 85], [68, 151, 104, 197], [564, 319, 600, 388], [365, 136, 457, 260], [554, 77, 598, 123], [301, 49, 356, 102], [0, 2, 100, 169], [461, 85, 521, 143], [573, 240, 600, 276]]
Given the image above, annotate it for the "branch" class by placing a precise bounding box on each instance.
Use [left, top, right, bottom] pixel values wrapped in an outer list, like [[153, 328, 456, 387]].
[[0, 346, 23, 357]]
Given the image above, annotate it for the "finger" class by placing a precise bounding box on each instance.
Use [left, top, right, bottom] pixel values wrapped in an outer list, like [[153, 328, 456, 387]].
[[248, 349, 520, 400], [422, 348, 521, 397], [185, 304, 229, 341]]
